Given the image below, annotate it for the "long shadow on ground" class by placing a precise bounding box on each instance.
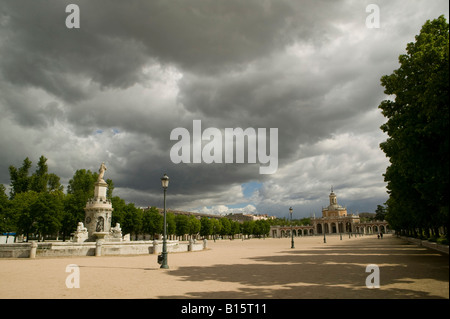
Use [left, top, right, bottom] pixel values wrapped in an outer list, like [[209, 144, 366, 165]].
[[158, 237, 449, 299]]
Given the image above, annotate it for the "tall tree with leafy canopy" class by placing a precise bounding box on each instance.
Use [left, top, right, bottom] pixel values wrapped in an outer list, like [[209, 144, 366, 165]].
[[379, 15, 449, 238], [8, 157, 32, 199], [142, 207, 163, 239], [9, 156, 63, 197], [0, 184, 12, 234]]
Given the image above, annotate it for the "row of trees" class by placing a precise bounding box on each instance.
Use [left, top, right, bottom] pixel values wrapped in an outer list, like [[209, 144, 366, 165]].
[[124, 207, 272, 240], [379, 16, 449, 240], [0, 156, 285, 241]]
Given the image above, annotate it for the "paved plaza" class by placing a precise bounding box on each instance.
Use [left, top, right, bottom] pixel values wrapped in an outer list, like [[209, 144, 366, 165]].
[[0, 235, 448, 299]]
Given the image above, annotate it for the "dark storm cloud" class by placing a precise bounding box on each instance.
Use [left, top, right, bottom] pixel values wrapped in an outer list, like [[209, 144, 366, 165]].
[[0, 0, 355, 102], [0, 0, 448, 216]]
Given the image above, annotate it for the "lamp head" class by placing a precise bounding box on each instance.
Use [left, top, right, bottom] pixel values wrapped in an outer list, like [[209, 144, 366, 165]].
[[161, 174, 169, 189]]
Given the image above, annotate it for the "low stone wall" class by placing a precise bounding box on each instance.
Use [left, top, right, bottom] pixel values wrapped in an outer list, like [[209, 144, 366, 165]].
[[401, 236, 449, 254], [0, 243, 31, 258], [0, 239, 207, 258]]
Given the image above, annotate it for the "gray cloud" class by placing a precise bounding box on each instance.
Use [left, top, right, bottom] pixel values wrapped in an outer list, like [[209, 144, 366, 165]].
[[0, 0, 448, 217]]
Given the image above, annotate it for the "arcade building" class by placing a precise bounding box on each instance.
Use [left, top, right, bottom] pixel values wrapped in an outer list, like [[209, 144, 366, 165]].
[[270, 188, 389, 238]]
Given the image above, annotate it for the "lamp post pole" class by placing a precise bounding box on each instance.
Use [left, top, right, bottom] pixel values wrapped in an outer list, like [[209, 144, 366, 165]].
[[160, 174, 169, 269], [289, 207, 294, 249]]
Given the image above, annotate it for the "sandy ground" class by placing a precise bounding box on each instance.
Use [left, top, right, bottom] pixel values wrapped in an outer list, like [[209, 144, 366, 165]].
[[0, 234, 448, 299]]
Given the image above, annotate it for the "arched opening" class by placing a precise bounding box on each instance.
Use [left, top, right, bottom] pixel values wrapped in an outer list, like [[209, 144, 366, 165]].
[[317, 224, 323, 234], [331, 223, 337, 233], [345, 222, 352, 232]]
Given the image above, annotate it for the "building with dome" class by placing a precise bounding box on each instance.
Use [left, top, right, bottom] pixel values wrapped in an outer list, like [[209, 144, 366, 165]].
[[270, 188, 389, 238], [312, 187, 360, 234]]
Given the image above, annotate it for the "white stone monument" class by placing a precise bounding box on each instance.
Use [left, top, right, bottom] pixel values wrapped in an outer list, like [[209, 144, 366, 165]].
[[72, 222, 88, 243], [73, 162, 123, 242]]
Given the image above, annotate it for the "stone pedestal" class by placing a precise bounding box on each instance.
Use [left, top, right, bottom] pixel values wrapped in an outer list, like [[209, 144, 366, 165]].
[[72, 222, 88, 243], [110, 223, 124, 241], [84, 180, 114, 242], [95, 239, 104, 256], [29, 241, 37, 259]]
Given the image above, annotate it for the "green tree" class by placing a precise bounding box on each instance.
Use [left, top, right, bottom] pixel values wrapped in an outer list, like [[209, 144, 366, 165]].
[[111, 196, 126, 227], [219, 217, 231, 237], [32, 191, 64, 240], [210, 218, 221, 239], [166, 212, 176, 237], [187, 215, 201, 238], [230, 221, 241, 239], [254, 220, 270, 238], [200, 217, 212, 238], [8, 157, 32, 198], [300, 217, 311, 225], [9, 156, 63, 197], [29, 156, 49, 193], [60, 193, 80, 241], [142, 207, 163, 239], [175, 214, 189, 237], [242, 220, 254, 238], [121, 203, 142, 239], [67, 169, 98, 198], [379, 15, 449, 238], [375, 205, 387, 221], [48, 173, 63, 192], [0, 184, 12, 234], [106, 179, 114, 200], [9, 191, 39, 240]]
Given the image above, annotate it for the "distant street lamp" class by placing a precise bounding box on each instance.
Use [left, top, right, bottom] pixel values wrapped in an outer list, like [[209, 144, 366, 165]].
[[160, 174, 169, 269], [289, 207, 295, 249]]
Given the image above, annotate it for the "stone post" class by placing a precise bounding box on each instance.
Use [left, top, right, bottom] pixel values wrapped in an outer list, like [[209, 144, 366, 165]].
[[95, 239, 104, 256], [29, 241, 38, 259], [203, 239, 207, 250], [153, 240, 158, 254], [188, 239, 194, 251]]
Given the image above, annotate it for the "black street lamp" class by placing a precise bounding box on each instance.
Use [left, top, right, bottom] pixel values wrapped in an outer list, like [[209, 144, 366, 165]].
[[160, 173, 169, 269], [289, 207, 294, 249]]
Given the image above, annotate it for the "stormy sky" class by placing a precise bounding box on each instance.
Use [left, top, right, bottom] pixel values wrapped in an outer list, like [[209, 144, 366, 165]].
[[0, 0, 448, 218]]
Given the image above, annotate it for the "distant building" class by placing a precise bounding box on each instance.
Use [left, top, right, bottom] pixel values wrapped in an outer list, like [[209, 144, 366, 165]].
[[311, 188, 360, 234], [270, 188, 389, 238], [321, 187, 348, 218], [227, 213, 275, 223]]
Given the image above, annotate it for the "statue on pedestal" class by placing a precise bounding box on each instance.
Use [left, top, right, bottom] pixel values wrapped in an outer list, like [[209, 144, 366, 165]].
[[72, 222, 88, 243], [98, 162, 107, 182]]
